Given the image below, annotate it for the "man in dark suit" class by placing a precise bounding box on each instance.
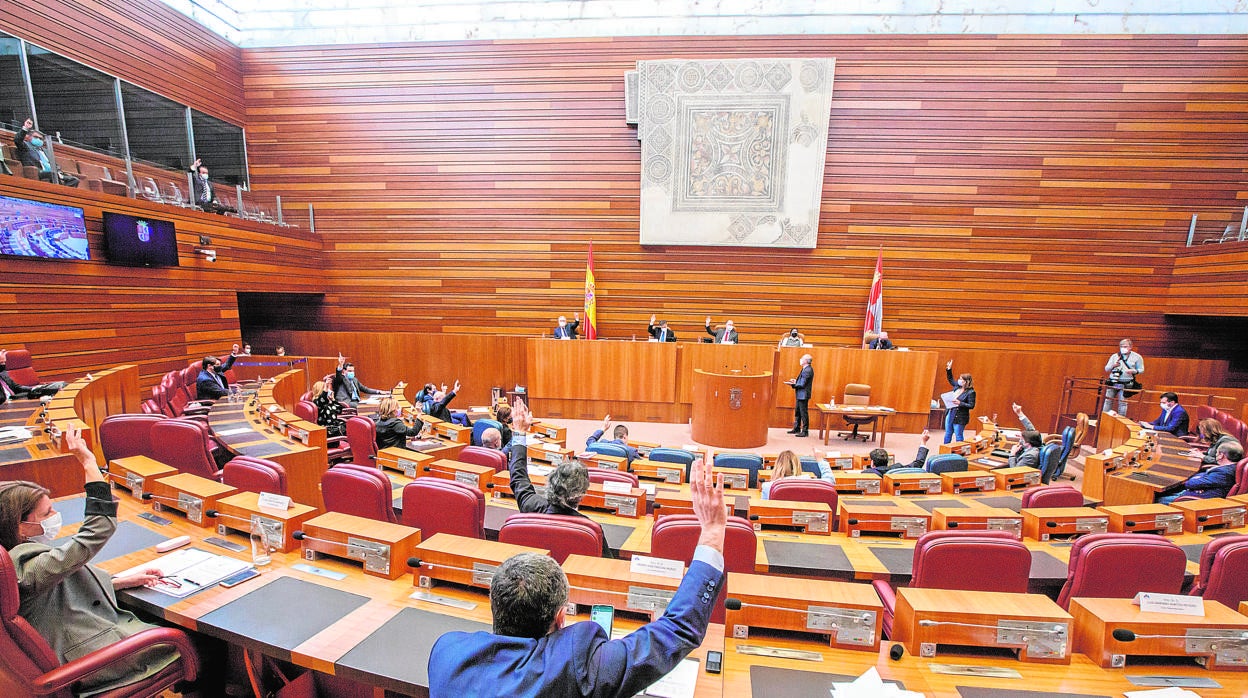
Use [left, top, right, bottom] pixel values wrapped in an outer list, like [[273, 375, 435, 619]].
[[426, 380, 468, 425], [0, 349, 35, 403], [586, 414, 640, 464], [195, 344, 239, 401], [552, 313, 581, 339], [14, 118, 78, 187], [428, 416, 726, 697], [868, 331, 895, 350], [333, 354, 386, 406], [1141, 392, 1190, 437], [647, 315, 677, 342], [190, 158, 236, 214], [704, 316, 738, 344], [785, 354, 814, 436]]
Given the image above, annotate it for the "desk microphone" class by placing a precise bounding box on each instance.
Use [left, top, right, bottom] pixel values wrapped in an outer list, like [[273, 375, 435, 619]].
[[1112, 628, 1248, 643], [291, 531, 348, 548], [204, 510, 251, 525], [918, 619, 1067, 636], [140, 493, 186, 506], [724, 598, 872, 624], [889, 643, 905, 661]]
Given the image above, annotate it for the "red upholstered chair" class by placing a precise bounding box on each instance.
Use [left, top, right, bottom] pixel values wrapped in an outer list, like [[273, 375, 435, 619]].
[[1190, 535, 1248, 609], [588, 469, 640, 488], [149, 419, 222, 481], [1056, 533, 1187, 610], [321, 464, 396, 523], [140, 399, 162, 415], [498, 513, 604, 563], [769, 479, 839, 529], [1021, 485, 1085, 509], [0, 547, 199, 698], [1, 350, 40, 386], [871, 530, 1031, 638], [651, 514, 756, 623], [400, 479, 485, 540], [98, 414, 162, 465], [1226, 458, 1248, 498], [222, 457, 288, 496], [456, 446, 507, 473], [345, 416, 378, 466], [293, 400, 351, 463]]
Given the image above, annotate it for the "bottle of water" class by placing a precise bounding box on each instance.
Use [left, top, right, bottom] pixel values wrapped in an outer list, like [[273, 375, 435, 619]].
[[250, 521, 272, 566]]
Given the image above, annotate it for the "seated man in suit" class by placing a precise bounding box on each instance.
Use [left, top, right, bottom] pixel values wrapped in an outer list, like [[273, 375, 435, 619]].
[[428, 380, 471, 426], [429, 441, 725, 697], [333, 355, 386, 406], [704, 316, 738, 344], [819, 430, 931, 478], [194, 344, 240, 401], [13, 118, 78, 186], [1008, 429, 1044, 469], [508, 400, 612, 558], [1140, 392, 1190, 437], [586, 415, 639, 464], [0, 349, 36, 403], [1160, 442, 1244, 504], [868, 330, 895, 350], [480, 427, 503, 450], [553, 313, 581, 340], [647, 315, 677, 342]]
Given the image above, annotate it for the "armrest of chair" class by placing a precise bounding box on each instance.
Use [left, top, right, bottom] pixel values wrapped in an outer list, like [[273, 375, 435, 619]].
[[327, 435, 349, 449], [871, 579, 896, 614], [31, 627, 199, 695]]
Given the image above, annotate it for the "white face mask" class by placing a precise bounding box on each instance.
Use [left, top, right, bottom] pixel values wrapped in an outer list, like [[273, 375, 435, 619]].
[[28, 511, 62, 544], [725, 324, 734, 332]]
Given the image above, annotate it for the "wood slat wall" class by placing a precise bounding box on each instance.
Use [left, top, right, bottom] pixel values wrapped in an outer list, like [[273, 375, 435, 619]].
[[0, 174, 323, 389], [0, 0, 245, 125], [241, 35, 1248, 354], [1168, 242, 1248, 316]]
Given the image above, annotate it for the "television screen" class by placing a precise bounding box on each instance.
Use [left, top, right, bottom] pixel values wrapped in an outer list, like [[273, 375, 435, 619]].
[[0, 194, 89, 260], [102, 212, 179, 267]]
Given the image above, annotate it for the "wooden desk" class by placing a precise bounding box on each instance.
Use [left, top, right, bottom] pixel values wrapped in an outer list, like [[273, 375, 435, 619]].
[[725, 572, 882, 651], [1072, 597, 1248, 670], [692, 369, 773, 449], [894, 587, 1073, 663], [838, 497, 930, 539], [815, 404, 894, 447], [1098, 503, 1185, 535]]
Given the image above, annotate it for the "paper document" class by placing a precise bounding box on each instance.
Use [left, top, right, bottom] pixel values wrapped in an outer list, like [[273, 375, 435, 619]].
[[643, 658, 699, 698], [119, 548, 251, 598], [215, 427, 252, 437], [940, 390, 959, 409]]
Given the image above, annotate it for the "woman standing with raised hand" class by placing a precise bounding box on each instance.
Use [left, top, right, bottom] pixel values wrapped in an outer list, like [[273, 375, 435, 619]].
[[943, 360, 977, 444]]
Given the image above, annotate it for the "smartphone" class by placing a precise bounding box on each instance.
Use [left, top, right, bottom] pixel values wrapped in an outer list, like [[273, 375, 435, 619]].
[[219, 568, 261, 588], [590, 604, 614, 636], [705, 650, 723, 674]]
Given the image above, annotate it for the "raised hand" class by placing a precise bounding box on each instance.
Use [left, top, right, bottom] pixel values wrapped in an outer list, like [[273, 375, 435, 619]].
[[705, 316, 712, 326], [690, 458, 726, 555], [919, 429, 931, 446], [946, 360, 954, 371], [650, 314, 656, 325], [512, 397, 533, 432], [601, 415, 611, 431]]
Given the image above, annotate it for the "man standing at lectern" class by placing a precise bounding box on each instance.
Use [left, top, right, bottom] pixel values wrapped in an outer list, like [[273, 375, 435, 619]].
[[785, 354, 814, 437], [705, 317, 738, 344]]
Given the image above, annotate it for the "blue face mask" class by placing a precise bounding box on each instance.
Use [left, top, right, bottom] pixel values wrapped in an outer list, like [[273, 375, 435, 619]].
[[346, 371, 355, 379], [30, 138, 44, 147]]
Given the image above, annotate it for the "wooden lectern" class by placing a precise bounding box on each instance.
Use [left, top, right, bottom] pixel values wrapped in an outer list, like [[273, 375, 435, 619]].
[[691, 369, 772, 449]]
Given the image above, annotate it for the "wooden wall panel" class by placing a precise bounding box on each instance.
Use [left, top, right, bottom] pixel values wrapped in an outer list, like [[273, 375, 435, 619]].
[[1167, 243, 1248, 316], [242, 35, 1248, 358], [0, 175, 323, 390], [0, 0, 245, 124]]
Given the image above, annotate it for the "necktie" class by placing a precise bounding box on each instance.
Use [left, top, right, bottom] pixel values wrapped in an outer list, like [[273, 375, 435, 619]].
[[660, 330, 666, 341], [36, 149, 51, 173], [0, 377, 13, 399], [350, 380, 359, 401]]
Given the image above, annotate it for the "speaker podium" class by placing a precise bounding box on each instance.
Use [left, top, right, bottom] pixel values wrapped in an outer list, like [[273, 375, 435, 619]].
[[691, 369, 773, 449]]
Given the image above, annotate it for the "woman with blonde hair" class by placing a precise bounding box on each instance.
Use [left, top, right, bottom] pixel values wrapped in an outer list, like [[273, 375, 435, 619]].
[[1189, 418, 1240, 466], [372, 396, 424, 449], [311, 380, 347, 438], [762, 450, 803, 499]]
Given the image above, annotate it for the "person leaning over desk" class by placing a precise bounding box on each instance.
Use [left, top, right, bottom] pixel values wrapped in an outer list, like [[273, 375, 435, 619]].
[[0, 425, 219, 696], [428, 436, 726, 697], [1188, 418, 1241, 466]]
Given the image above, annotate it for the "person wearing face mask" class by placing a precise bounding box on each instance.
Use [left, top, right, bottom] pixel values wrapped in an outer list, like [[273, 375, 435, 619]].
[[647, 315, 677, 342], [784, 354, 814, 437], [1102, 338, 1145, 416], [333, 353, 386, 406], [868, 331, 895, 350], [942, 360, 977, 444], [1141, 392, 1190, 437], [0, 424, 191, 695], [705, 316, 738, 344], [552, 313, 581, 340], [777, 328, 804, 348], [14, 118, 79, 187], [194, 344, 239, 401], [1159, 442, 1244, 504], [189, 158, 236, 214]]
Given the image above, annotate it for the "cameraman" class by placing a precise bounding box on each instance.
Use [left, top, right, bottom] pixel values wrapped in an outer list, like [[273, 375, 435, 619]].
[[1103, 338, 1145, 416]]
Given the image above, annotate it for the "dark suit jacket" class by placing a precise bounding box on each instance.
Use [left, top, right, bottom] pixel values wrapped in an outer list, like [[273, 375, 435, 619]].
[[855, 446, 930, 476], [647, 323, 677, 342], [509, 442, 612, 558], [372, 415, 421, 450], [791, 364, 814, 401], [945, 368, 976, 426], [333, 366, 384, 403], [427, 391, 457, 422], [705, 324, 738, 344], [0, 364, 31, 402], [869, 338, 895, 350], [13, 127, 47, 171], [190, 170, 215, 206], [1150, 405, 1190, 437], [552, 320, 580, 340], [194, 354, 236, 401], [428, 554, 721, 698], [1176, 462, 1236, 499]]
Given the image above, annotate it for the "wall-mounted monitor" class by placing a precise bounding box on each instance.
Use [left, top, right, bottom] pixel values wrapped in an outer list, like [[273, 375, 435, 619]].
[[102, 212, 179, 267], [0, 194, 89, 260]]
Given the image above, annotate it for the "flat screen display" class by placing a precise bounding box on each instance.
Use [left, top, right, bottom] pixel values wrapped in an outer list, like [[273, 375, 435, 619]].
[[0, 194, 89, 260], [102, 212, 179, 267]]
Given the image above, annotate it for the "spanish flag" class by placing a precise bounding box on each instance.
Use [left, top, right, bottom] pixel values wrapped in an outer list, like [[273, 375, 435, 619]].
[[584, 243, 597, 339], [863, 249, 883, 336]]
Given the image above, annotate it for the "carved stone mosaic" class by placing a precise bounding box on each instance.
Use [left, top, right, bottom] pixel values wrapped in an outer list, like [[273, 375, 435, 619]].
[[634, 57, 834, 248]]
